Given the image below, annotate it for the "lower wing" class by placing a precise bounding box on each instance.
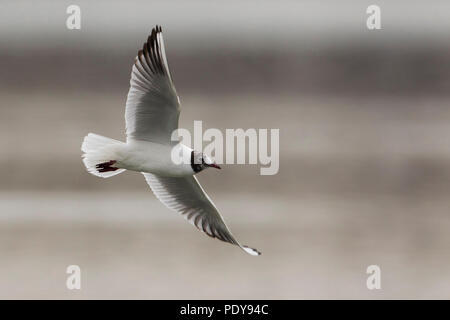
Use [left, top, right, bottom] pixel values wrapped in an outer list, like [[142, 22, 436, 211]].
[[142, 173, 261, 256]]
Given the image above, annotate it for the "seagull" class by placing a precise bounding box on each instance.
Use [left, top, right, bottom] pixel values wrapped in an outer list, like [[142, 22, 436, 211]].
[[81, 26, 260, 256]]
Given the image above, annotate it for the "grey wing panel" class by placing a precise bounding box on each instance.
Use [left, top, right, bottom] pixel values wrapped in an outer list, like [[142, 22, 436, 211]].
[[125, 26, 180, 144], [142, 173, 261, 256]]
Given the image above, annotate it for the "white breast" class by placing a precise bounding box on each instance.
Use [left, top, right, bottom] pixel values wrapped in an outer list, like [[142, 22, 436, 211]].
[[116, 140, 194, 177]]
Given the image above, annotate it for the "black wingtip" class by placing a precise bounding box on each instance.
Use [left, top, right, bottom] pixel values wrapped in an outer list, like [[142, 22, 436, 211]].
[[152, 25, 162, 35]]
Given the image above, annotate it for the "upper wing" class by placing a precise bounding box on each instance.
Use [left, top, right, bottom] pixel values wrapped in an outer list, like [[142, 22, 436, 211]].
[[143, 173, 261, 256], [125, 26, 180, 144]]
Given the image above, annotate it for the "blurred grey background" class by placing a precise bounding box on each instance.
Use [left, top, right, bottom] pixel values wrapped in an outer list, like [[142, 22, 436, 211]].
[[1, 0, 450, 299]]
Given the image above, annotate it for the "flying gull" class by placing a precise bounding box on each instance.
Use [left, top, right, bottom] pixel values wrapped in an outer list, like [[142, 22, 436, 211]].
[[81, 26, 261, 256]]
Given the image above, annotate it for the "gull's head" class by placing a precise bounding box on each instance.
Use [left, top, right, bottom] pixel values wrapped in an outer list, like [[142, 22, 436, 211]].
[[191, 151, 221, 173]]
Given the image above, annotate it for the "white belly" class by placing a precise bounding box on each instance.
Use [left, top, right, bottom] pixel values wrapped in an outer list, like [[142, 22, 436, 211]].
[[116, 140, 193, 177]]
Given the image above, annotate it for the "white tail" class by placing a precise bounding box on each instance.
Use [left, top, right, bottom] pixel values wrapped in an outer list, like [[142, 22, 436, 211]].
[[81, 133, 126, 178]]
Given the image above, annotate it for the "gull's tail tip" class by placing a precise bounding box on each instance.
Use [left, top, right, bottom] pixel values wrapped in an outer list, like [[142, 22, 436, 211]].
[[242, 245, 262, 256], [81, 133, 126, 178]]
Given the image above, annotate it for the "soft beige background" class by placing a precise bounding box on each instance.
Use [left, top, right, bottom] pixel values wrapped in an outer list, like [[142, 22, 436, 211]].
[[1, 0, 450, 299]]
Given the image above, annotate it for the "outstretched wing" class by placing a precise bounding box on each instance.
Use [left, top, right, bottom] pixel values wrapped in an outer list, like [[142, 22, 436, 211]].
[[125, 26, 180, 144], [143, 173, 261, 256]]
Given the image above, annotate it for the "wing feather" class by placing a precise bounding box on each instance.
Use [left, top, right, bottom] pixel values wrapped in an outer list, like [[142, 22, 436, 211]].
[[125, 26, 180, 144], [143, 173, 261, 256]]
